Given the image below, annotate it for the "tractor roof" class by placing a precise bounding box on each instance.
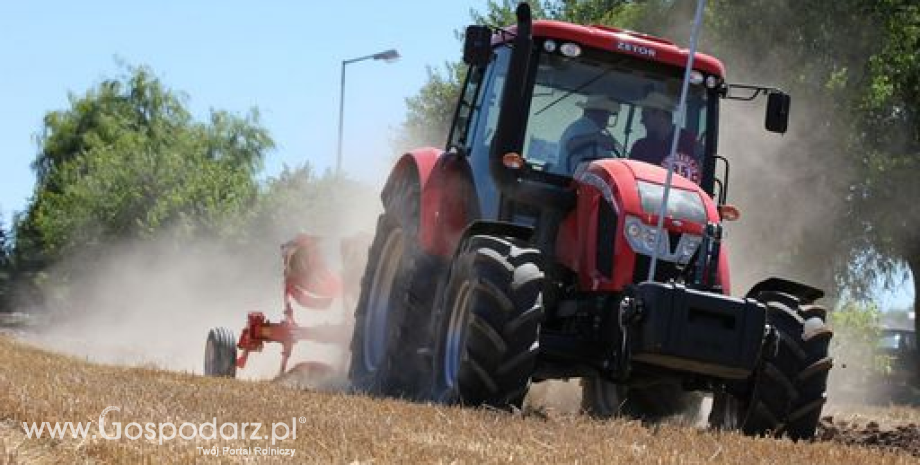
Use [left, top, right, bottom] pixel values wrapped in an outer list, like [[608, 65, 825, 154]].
[[495, 20, 726, 78]]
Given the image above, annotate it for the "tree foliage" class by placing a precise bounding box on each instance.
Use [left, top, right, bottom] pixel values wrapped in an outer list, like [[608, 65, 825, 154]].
[[0, 214, 10, 313], [14, 66, 274, 270], [249, 163, 377, 243], [393, 63, 467, 153], [827, 301, 900, 403], [4, 64, 380, 315], [831, 301, 892, 374], [845, 1, 920, 292]]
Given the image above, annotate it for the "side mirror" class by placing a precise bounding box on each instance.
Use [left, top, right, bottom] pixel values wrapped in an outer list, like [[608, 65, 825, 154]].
[[463, 25, 493, 67], [765, 91, 791, 134]]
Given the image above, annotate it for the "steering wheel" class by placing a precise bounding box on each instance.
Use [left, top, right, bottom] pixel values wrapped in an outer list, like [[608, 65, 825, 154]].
[[565, 131, 624, 172]]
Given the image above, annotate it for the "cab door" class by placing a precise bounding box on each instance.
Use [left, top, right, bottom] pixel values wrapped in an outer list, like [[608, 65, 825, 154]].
[[446, 47, 512, 221]]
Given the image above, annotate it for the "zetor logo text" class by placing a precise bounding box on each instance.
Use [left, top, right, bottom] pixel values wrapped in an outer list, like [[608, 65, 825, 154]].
[[21, 406, 301, 457], [617, 41, 656, 58]]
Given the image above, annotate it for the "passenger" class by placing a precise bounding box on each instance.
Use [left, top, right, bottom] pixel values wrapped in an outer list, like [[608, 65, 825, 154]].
[[630, 91, 702, 184], [558, 94, 625, 173]]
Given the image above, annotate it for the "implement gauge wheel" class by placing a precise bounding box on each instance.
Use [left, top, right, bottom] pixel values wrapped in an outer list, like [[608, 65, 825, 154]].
[[204, 327, 238, 378]]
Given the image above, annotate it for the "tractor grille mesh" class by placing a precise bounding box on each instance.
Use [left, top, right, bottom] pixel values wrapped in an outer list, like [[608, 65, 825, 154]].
[[634, 254, 680, 283], [595, 200, 617, 278]]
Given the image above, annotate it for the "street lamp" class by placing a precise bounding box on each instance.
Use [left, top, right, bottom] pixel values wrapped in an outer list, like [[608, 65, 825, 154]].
[[336, 48, 400, 177]]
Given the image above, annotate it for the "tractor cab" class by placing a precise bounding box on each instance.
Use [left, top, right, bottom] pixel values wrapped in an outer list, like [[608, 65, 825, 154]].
[[452, 19, 789, 220]]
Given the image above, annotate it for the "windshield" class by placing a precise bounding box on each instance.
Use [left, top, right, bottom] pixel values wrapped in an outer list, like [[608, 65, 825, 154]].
[[523, 44, 710, 183]]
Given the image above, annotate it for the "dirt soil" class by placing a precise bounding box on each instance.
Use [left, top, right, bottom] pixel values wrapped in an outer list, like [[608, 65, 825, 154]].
[[818, 416, 920, 457]]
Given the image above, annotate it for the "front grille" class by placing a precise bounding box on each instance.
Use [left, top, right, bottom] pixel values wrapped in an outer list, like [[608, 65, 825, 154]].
[[634, 254, 681, 283], [667, 231, 681, 254]]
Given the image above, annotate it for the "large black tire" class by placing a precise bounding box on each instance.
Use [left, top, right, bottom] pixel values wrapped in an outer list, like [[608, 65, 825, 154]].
[[581, 377, 702, 422], [348, 173, 441, 398], [580, 377, 626, 418], [204, 327, 237, 378], [431, 235, 544, 408], [709, 291, 833, 440]]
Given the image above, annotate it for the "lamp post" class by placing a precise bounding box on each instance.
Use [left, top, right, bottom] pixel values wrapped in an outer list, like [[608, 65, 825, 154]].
[[336, 48, 400, 177]]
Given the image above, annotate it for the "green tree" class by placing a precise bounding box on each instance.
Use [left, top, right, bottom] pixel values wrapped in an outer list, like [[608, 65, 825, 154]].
[[14, 65, 273, 276], [844, 0, 920, 331], [827, 301, 894, 402], [251, 163, 378, 240], [393, 63, 467, 153], [0, 213, 10, 313]]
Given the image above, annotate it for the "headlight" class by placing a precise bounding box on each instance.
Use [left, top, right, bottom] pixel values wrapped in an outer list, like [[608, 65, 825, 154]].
[[623, 215, 701, 265], [642, 227, 658, 252], [626, 221, 641, 239], [636, 180, 708, 224], [690, 70, 704, 85], [624, 216, 665, 256]]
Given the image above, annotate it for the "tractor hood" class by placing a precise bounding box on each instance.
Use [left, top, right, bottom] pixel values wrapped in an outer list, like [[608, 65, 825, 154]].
[[555, 158, 730, 294], [577, 159, 721, 231]]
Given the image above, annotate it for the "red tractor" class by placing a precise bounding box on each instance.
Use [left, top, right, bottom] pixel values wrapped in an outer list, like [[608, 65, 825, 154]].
[[348, 3, 833, 439]]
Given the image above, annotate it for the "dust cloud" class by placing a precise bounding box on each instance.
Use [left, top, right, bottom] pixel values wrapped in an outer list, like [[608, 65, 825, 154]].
[[525, 380, 584, 415], [717, 100, 882, 408], [716, 95, 847, 295], [19, 172, 382, 387]]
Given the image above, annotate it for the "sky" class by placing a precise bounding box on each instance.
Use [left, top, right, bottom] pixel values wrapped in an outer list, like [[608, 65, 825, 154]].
[[0, 0, 488, 220]]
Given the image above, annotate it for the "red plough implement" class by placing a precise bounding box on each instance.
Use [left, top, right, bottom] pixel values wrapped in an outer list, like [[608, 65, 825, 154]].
[[204, 234, 358, 379]]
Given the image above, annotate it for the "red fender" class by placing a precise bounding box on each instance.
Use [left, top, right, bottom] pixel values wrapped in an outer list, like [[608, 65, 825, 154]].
[[384, 148, 478, 258]]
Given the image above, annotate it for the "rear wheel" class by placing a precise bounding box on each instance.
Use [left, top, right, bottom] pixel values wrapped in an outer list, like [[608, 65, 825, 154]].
[[581, 378, 701, 422], [621, 383, 702, 422], [348, 173, 440, 398], [431, 235, 544, 408], [204, 327, 237, 378], [709, 291, 833, 440]]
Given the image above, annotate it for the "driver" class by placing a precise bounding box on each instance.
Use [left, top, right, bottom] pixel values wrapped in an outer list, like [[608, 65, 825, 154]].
[[630, 91, 702, 183], [558, 93, 624, 172]]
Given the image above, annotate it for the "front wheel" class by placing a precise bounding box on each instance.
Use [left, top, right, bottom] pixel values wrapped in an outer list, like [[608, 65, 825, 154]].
[[709, 291, 833, 440], [431, 235, 544, 408]]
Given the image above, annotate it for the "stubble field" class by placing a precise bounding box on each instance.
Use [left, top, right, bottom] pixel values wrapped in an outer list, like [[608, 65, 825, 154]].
[[1, 336, 918, 464]]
